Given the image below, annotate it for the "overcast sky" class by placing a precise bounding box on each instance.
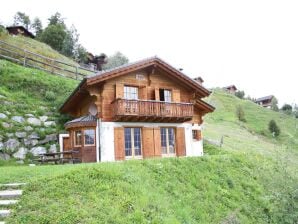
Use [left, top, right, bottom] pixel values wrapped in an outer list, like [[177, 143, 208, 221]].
[[1, 0, 297, 106]]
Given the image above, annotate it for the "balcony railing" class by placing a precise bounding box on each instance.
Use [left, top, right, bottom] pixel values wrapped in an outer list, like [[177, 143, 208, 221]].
[[112, 99, 194, 122]]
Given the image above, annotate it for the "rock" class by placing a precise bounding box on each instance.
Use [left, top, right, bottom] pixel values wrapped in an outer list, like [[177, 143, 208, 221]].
[[1, 122, 11, 128], [39, 116, 48, 122], [15, 132, 27, 138], [24, 139, 38, 146], [25, 114, 34, 117], [24, 126, 33, 131], [6, 133, 14, 138], [39, 106, 47, 110], [27, 117, 41, 126], [0, 94, 6, 99], [16, 160, 24, 164], [49, 144, 57, 153], [39, 134, 57, 144], [13, 147, 28, 159], [4, 139, 20, 152], [30, 146, 46, 156], [0, 135, 3, 141], [12, 116, 25, 123], [0, 113, 7, 119], [44, 121, 56, 127], [5, 111, 11, 115], [0, 153, 10, 160], [0, 142, 3, 150], [28, 132, 40, 139]]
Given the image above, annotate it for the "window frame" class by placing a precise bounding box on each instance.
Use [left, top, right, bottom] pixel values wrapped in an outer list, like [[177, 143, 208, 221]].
[[124, 86, 139, 100], [84, 129, 96, 146], [74, 130, 82, 147], [124, 127, 143, 159], [160, 127, 176, 157]]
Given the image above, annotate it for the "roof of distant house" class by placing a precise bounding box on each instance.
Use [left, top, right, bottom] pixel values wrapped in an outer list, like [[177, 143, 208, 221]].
[[255, 95, 274, 102], [6, 26, 35, 38], [224, 85, 237, 90]]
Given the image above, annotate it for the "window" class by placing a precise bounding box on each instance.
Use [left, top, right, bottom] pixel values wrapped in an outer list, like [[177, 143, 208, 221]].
[[124, 86, 138, 100], [124, 127, 142, 158], [161, 127, 175, 155], [74, 130, 82, 146], [159, 89, 171, 102], [84, 129, 95, 146], [192, 130, 201, 141]]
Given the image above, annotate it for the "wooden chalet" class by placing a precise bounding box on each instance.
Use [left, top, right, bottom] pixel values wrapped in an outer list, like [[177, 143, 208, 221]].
[[224, 85, 237, 94], [6, 26, 35, 39], [59, 57, 214, 163], [255, 95, 274, 108]]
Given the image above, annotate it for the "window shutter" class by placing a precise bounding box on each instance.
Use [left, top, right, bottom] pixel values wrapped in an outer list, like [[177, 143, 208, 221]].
[[196, 130, 202, 141], [172, 89, 180, 102], [115, 83, 124, 99], [153, 127, 161, 157], [114, 127, 125, 160], [176, 127, 186, 156], [142, 127, 154, 158], [155, 88, 160, 101], [139, 86, 147, 100]]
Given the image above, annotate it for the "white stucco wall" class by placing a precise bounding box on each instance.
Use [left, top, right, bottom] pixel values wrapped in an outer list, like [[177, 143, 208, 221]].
[[98, 122, 204, 162]]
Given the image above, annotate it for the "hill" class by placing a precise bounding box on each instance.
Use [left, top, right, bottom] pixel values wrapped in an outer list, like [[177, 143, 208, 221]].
[[0, 61, 297, 223]]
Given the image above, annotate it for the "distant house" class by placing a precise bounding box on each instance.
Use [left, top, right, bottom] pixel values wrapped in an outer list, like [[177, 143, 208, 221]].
[[224, 85, 237, 94], [193, 77, 204, 85], [255, 95, 274, 108], [6, 26, 35, 39], [86, 52, 107, 71], [59, 56, 214, 163]]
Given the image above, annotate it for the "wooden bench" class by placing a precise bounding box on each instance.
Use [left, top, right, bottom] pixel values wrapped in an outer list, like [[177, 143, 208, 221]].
[[35, 150, 80, 164]]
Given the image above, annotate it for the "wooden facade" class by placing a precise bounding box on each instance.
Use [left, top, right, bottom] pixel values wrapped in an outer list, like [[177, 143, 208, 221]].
[[60, 57, 214, 162]]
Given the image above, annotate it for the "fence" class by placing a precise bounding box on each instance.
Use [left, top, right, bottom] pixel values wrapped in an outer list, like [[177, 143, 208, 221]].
[[0, 40, 96, 80]]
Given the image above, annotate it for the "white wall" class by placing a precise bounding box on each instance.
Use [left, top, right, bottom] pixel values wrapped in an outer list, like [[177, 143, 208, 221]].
[[99, 122, 204, 162]]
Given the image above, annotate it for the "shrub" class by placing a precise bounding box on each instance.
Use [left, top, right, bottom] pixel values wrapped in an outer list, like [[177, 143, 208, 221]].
[[45, 90, 56, 101], [268, 120, 280, 137], [235, 90, 245, 99], [235, 105, 246, 122]]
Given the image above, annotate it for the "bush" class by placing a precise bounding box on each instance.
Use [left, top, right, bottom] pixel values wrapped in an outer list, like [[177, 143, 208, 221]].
[[268, 119, 280, 137], [235, 90, 245, 99], [45, 90, 56, 101], [235, 105, 246, 122]]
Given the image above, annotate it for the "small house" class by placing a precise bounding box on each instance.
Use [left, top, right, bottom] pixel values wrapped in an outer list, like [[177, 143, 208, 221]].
[[194, 77, 204, 85], [6, 26, 35, 39], [224, 85, 237, 94], [59, 57, 214, 163], [255, 95, 274, 108]]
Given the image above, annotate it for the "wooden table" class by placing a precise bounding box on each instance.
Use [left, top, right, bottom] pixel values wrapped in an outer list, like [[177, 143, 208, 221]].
[[36, 150, 80, 164]]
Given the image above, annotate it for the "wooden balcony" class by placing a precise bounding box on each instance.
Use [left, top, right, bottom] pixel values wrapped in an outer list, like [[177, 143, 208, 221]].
[[112, 99, 194, 122]]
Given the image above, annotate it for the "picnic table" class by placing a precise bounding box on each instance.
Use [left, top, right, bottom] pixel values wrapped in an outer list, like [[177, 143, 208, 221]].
[[35, 150, 80, 164]]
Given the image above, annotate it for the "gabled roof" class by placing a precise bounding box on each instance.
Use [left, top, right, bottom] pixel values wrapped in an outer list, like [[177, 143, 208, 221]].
[[6, 26, 35, 38], [194, 99, 215, 115], [60, 56, 212, 113], [255, 95, 274, 102], [65, 115, 97, 129], [224, 85, 237, 90]]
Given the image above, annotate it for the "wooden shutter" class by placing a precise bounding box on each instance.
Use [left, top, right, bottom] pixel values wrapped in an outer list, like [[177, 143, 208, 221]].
[[153, 127, 161, 157], [115, 83, 124, 99], [176, 127, 186, 156], [142, 127, 154, 158], [114, 127, 125, 160], [139, 86, 147, 100], [172, 89, 180, 102], [155, 88, 160, 101], [196, 130, 202, 141]]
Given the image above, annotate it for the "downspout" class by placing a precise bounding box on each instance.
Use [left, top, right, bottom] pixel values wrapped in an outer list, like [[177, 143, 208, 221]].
[[96, 118, 101, 162]]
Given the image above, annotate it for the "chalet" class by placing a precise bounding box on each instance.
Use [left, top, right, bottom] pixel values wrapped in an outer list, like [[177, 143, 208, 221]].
[[255, 95, 274, 108], [6, 26, 35, 39], [224, 85, 237, 94], [194, 77, 204, 85], [59, 57, 215, 163]]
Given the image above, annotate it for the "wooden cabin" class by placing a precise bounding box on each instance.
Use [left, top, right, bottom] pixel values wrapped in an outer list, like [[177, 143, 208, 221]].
[[194, 77, 204, 85], [224, 85, 237, 94], [6, 26, 35, 39], [59, 57, 214, 163], [255, 95, 274, 108]]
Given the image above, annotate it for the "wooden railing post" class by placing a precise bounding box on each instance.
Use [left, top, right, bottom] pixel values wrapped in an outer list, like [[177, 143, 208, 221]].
[[23, 49, 27, 66]]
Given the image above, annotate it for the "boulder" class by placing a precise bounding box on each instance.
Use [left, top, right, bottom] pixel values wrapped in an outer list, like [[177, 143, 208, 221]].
[[0, 153, 10, 160], [6, 133, 14, 138], [12, 116, 25, 123], [1, 122, 12, 128], [0, 113, 7, 119], [25, 114, 34, 117], [13, 147, 28, 159], [0, 94, 6, 99], [49, 144, 57, 153], [27, 117, 41, 126], [24, 138, 38, 146], [28, 132, 40, 139], [39, 134, 57, 144], [0, 142, 3, 150], [39, 116, 48, 122], [5, 111, 11, 115], [4, 139, 20, 152], [30, 146, 46, 156], [15, 132, 27, 138], [24, 126, 33, 131], [44, 121, 56, 127]]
